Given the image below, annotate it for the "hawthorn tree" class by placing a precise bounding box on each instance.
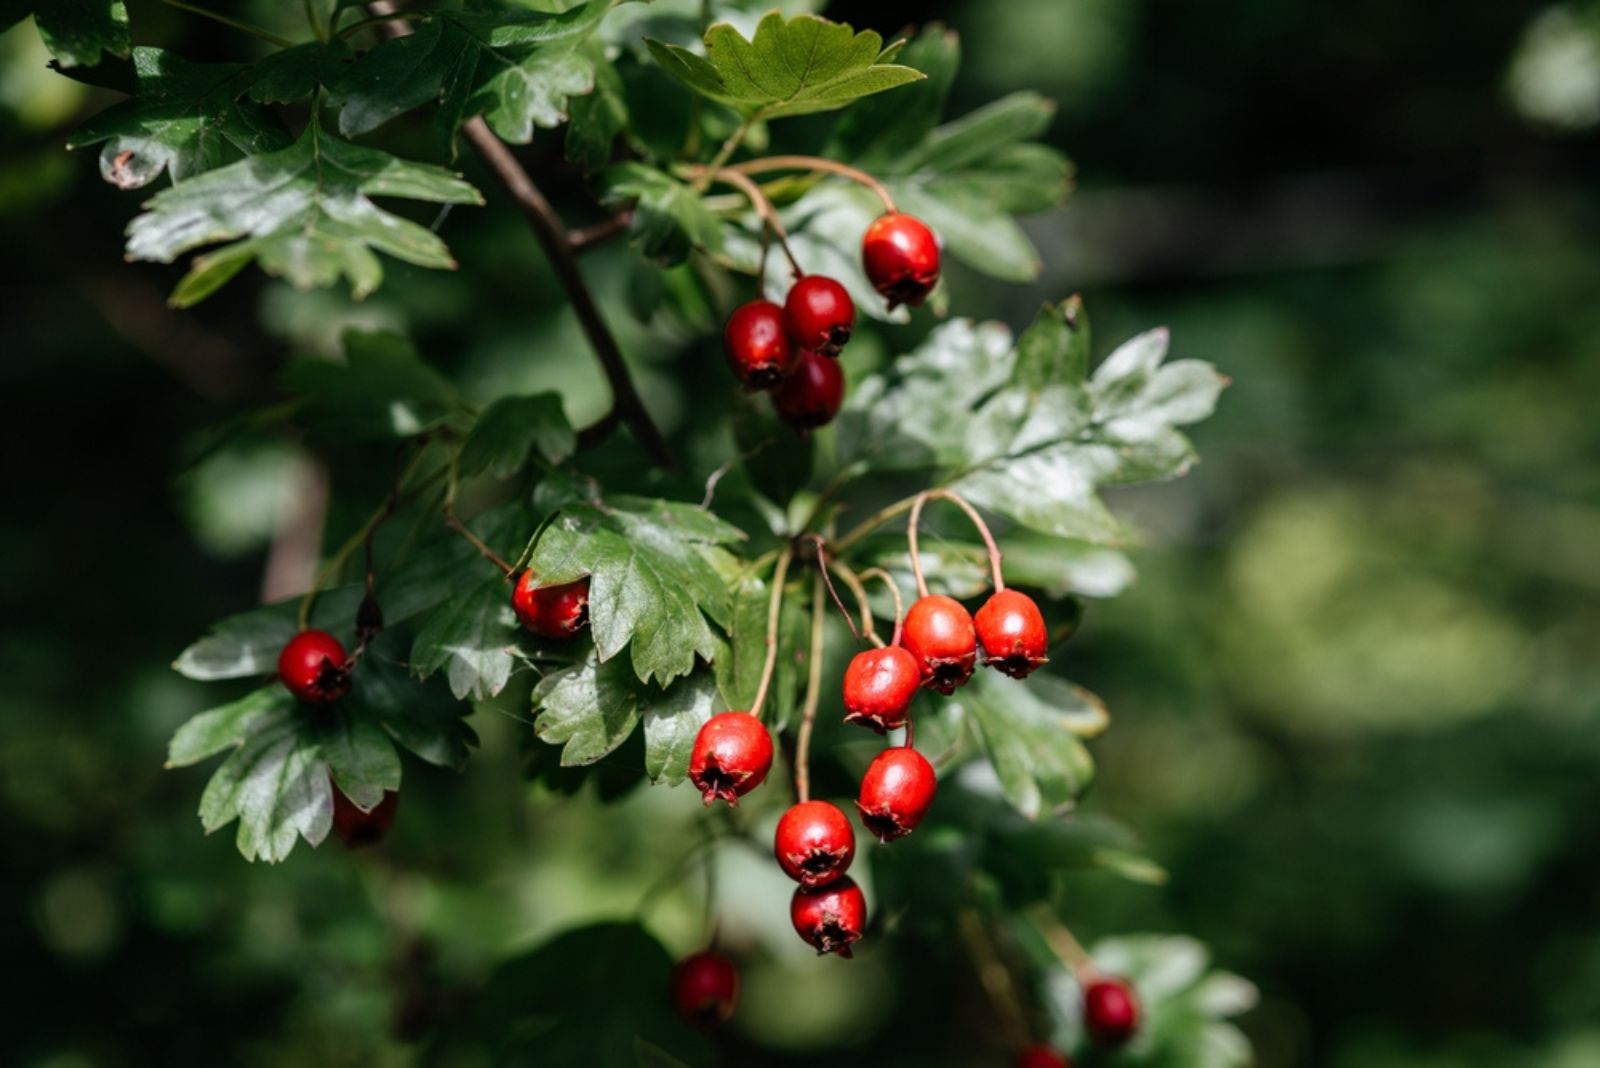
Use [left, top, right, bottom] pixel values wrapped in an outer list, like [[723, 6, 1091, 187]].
[[15, 1, 1257, 1063]]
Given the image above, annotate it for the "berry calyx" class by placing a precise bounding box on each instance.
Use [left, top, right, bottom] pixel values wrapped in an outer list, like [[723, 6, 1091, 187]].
[[856, 746, 937, 842], [842, 645, 921, 733], [331, 787, 397, 848], [512, 570, 590, 639], [861, 212, 940, 309], [783, 274, 855, 355], [974, 588, 1049, 678], [774, 800, 856, 886], [278, 629, 351, 704], [724, 299, 798, 390], [1083, 976, 1141, 1047], [671, 950, 739, 1027], [688, 712, 774, 805], [1016, 1045, 1071, 1068], [790, 876, 867, 957], [772, 349, 845, 430], [901, 594, 977, 694]]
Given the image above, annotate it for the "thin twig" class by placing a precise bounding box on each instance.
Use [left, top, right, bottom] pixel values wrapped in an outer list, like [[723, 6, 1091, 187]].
[[959, 910, 1032, 1050], [365, 2, 674, 468], [163, 0, 295, 46], [569, 210, 634, 251], [908, 489, 1005, 597], [446, 514, 514, 575], [812, 537, 865, 642], [856, 567, 905, 647], [749, 546, 794, 719], [793, 573, 827, 804], [1027, 905, 1100, 986], [824, 555, 883, 648], [727, 154, 896, 213], [691, 166, 804, 277]]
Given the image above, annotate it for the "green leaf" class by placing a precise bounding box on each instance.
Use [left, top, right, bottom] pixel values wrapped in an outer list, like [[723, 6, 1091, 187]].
[[4, 0, 130, 68], [67, 47, 292, 190], [124, 121, 483, 305], [528, 496, 744, 685], [1014, 295, 1090, 392], [167, 685, 294, 768], [316, 708, 402, 811], [531, 651, 644, 767], [173, 587, 364, 681], [713, 570, 807, 729], [635, 1039, 693, 1068], [281, 330, 462, 442], [458, 392, 575, 478], [351, 635, 478, 769], [197, 714, 332, 863], [604, 163, 724, 266], [410, 574, 520, 702], [960, 670, 1100, 820], [641, 670, 720, 785], [329, 1, 624, 149], [646, 12, 923, 120], [245, 41, 352, 104], [566, 40, 628, 172]]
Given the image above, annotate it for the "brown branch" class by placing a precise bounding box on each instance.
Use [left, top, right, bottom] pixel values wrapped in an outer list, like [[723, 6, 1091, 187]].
[[366, 2, 674, 468], [570, 210, 634, 252]]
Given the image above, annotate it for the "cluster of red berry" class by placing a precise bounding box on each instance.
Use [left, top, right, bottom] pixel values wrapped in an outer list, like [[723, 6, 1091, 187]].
[[724, 211, 941, 430]]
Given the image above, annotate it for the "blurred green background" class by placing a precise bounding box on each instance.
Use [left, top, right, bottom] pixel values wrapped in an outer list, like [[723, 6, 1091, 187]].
[[3, 1, 1599, 1065]]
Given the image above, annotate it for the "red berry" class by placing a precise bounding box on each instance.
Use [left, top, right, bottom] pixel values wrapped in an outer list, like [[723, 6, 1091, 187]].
[[861, 212, 940, 309], [974, 589, 1049, 678], [671, 950, 739, 1027], [1084, 976, 1141, 1047], [772, 349, 845, 430], [278, 629, 351, 704], [790, 876, 867, 957], [901, 594, 977, 694], [1016, 1046, 1071, 1068], [842, 645, 920, 733], [512, 570, 590, 639], [774, 800, 856, 886], [856, 746, 937, 842], [724, 299, 798, 389], [783, 275, 855, 356], [688, 712, 773, 805], [331, 787, 397, 848]]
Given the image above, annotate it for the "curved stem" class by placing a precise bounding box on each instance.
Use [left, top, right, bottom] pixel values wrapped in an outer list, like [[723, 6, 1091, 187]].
[[908, 489, 1005, 596], [907, 493, 932, 598], [303, 0, 326, 41], [693, 167, 804, 277], [1027, 905, 1100, 986], [695, 117, 756, 192], [823, 555, 880, 648], [793, 573, 827, 804], [727, 155, 897, 213], [856, 567, 905, 647], [749, 546, 794, 720], [162, 0, 295, 47], [445, 514, 514, 575], [832, 494, 920, 556]]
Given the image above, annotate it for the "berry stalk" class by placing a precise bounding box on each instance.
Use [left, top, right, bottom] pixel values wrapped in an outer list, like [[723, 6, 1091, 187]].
[[726, 155, 897, 214], [749, 545, 795, 721], [689, 166, 804, 278], [907, 489, 1006, 597], [793, 572, 828, 804]]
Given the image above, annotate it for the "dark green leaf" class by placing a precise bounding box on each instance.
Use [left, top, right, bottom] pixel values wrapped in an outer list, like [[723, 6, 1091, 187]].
[[67, 47, 291, 190], [532, 651, 645, 766], [458, 392, 575, 478], [124, 122, 483, 305], [410, 574, 520, 701], [315, 706, 402, 810], [641, 669, 720, 785], [353, 638, 478, 769], [167, 685, 294, 767], [645, 12, 922, 119], [529, 496, 743, 685], [245, 41, 352, 104], [604, 163, 723, 266], [197, 714, 331, 863], [9, 0, 130, 68], [173, 586, 364, 681], [959, 670, 1100, 820], [281, 330, 462, 442], [566, 40, 628, 172]]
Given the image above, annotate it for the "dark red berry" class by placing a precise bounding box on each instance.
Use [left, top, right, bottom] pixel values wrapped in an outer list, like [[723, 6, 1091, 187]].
[[278, 629, 351, 704], [856, 746, 937, 842], [671, 950, 739, 1027], [774, 800, 856, 886], [842, 645, 920, 733], [1084, 976, 1141, 1047], [783, 274, 855, 356], [773, 349, 845, 430], [862, 212, 940, 309], [901, 594, 977, 694], [724, 299, 798, 389], [974, 588, 1049, 678], [790, 876, 866, 957], [688, 711, 773, 805], [1016, 1045, 1071, 1068], [331, 787, 397, 847], [512, 570, 590, 638]]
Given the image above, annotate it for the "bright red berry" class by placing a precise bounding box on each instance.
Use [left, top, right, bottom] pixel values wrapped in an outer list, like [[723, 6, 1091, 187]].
[[842, 645, 920, 733], [901, 594, 977, 694], [772, 349, 845, 430], [856, 746, 937, 842], [974, 589, 1049, 678], [861, 212, 940, 309], [278, 629, 351, 704], [331, 787, 397, 847], [790, 876, 867, 958], [783, 274, 855, 356], [512, 570, 590, 639], [774, 800, 856, 886], [724, 299, 798, 389], [1084, 976, 1141, 1047], [1016, 1045, 1071, 1068], [688, 712, 773, 805], [671, 950, 739, 1027]]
